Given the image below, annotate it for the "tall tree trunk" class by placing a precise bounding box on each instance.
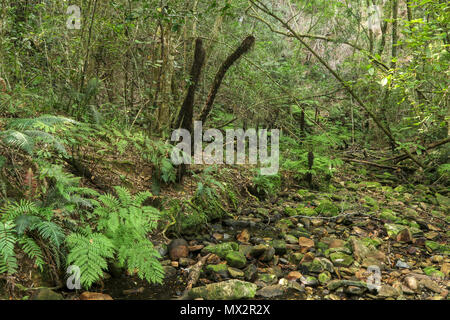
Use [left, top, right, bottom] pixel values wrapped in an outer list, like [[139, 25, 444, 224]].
[[199, 35, 255, 124], [174, 38, 206, 181], [175, 38, 206, 134]]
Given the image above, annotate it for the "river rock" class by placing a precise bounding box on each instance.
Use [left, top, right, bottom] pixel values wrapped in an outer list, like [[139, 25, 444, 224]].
[[318, 271, 332, 284], [204, 242, 239, 258], [244, 264, 258, 282], [32, 288, 64, 300], [330, 252, 354, 267], [298, 237, 315, 252], [327, 280, 367, 291], [226, 251, 247, 269], [228, 267, 245, 278], [404, 276, 418, 291], [169, 239, 189, 261], [188, 280, 257, 300], [300, 275, 318, 287], [396, 228, 413, 243], [377, 285, 400, 298], [259, 246, 275, 262], [256, 285, 285, 298], [207, 264, 229, 278], [420, 278, 442, 293], [271, 239, 287, 255], [285, 234, 298, 244], [79, 292, 113, 300]]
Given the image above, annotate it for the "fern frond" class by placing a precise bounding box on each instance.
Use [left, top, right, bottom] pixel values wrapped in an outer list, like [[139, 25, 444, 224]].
[[118, 240, 164, 284], [134, 191, 152, 206], [113, 186, 132, 206], [23, 130, 67, 155], [0, 222, 18, 274], [0, 130, 34, 154], [14, 214, 42, 235], [2, 200, 38, 221], [34, 221, 65, 248], [97, 194, 121, 211], [66, 232, 115, 289], [7, 115, 78, 130], [19, 236, 45, 271]]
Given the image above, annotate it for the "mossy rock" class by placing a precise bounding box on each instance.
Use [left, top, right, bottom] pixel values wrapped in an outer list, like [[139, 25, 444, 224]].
[[425, 241, 449, 254], [380, 209, 400, 223], [32, 288, 63, 300], [360, 181, 382, 190], [296, 205, 316, 217], [258, 273, 278, 284], [435, 193, 450, 207], [381, 186, 393, 197], [361, 237, 383, 248], [423, 266, 445, 279], [317, 241, 329, 252], [314, 200, 339, 217], [363, 196, 379, 209], [309, 258, 325, 273], [346, 182, 359, 191], [207, 264, 229, 277], [226, 251, 247, 269], [297, 189, 316, 201], [284, 207, 297, 217], [204, 242, 239, 258], [318, 271, 332, 284], [289, 252, 304, 265], [394, 185, 407, 193], [271, 239, 287, 255], [188, 280, 257, 300], [329, 252, 354, 267], [384, 223, 415, 238]]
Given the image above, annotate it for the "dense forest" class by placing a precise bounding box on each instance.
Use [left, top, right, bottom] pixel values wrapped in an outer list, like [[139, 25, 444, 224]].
[[0, 0, 448, 301]]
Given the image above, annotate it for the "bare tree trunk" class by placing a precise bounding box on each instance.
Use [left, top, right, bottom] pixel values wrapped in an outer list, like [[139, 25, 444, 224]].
[[199, 35, 255, 124], [175, 38, 206, 134], [391, 0, 399, 70]]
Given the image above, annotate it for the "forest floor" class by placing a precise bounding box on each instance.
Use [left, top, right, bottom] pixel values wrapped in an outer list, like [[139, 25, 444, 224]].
[[74, 154, 449, 300], [3, 147, 449, 301]]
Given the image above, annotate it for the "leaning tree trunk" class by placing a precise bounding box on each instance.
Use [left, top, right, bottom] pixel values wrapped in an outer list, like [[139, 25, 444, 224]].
[[199, 35, 255, 124]]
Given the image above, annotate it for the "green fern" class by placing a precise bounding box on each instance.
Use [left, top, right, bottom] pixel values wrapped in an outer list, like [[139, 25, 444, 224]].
[[19, 236, 45, 271], [66, 231, 115, 288], [2, 199, 39, 221], [34, 221, 65, 248], [117, 240, 164, 284], [0, 115, 77, 155], [0, 200, 66, 277], [0, 222, 18, 274], [67, 187, 164, 288]]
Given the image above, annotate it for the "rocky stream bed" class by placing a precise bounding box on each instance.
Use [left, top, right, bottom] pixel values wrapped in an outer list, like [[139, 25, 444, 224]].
[[25, 180, 449, 301], [96, 181, 450, 301]]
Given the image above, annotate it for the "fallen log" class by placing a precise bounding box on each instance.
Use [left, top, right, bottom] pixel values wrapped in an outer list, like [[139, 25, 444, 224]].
[[177, 253, 212, 300], [382, 137, 450, 163], [342, 158, 400, 170]]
